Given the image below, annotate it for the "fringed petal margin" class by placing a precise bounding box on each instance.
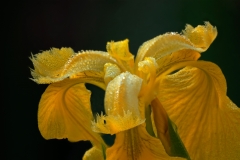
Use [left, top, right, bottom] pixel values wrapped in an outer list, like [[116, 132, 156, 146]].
[[158, 61, 240, 160], [106, 125, 186, 160], [30, 48, 120, 84], [30, 48, 74, 83], [38, 78, 104, 145], [92, 72, 145, 134], [135, 22, 217, 75]]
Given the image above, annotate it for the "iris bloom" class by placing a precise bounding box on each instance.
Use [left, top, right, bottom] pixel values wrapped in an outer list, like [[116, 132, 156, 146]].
[[30, 22, 240, 160]]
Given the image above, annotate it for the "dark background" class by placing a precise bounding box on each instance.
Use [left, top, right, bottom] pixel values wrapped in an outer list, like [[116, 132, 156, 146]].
[[4, 0, 240, 160]]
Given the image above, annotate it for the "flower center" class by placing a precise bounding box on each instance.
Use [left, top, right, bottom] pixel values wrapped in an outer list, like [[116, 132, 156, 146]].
[[137, 57, 159, 105]]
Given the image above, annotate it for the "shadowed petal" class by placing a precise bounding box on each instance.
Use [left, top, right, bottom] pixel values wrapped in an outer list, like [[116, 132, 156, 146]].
[[83, 146, 105, 160], [69, 71, 106, 90], [151, 98, 190, 159], [106, 125, 186, 160], [158, 61, 240, 159], [38, 78, 104, 145]]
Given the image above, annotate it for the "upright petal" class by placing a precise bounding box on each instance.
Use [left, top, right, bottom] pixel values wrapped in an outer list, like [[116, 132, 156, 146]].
[[106, 125, 186, 160], [30, 48, 120, 84], [38, 78, 104, 145], [107, 39, 135, 73], [158, 61, 240, 160], [135, 22, 217, 75], [103, 63, 121, 85], [92, 72, 145, 134]]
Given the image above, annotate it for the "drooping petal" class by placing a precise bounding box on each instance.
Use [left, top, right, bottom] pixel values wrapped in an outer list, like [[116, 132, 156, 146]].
[[135, 22, 217, 75], [106, 125, 186, 160], [92, 72, 145, 134], [38, 78, 104, 145], [158, 61, 240, 160], [69, 71, 106, 90], [83, 146, 105, 160], [30, 48, 120, 84]]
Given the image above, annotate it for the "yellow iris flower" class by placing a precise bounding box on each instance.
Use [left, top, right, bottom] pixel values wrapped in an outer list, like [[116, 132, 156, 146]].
[[30, 22, 240, 160]]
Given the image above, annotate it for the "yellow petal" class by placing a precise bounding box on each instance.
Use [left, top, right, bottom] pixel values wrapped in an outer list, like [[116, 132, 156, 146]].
[[92, 72, 145, 134], [107, 39, 134, 73], [182, 22, 217, 48], [107, 39, 134, 61], [158, 61, 240, 160], [135, 22, 217, 75], [38, 78, 104, 145], [83, 146, 105, 160], [31, 49, 120, 84], [106, 125, 186, 160], [30, 48, 74, 83], [69, 71, 106, 90], [103, 63, 121, 85], [138, 57, 159, 105]]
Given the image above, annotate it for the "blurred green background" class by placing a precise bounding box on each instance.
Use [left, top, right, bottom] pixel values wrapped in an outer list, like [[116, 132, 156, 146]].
[[4, 0, 239, 159]]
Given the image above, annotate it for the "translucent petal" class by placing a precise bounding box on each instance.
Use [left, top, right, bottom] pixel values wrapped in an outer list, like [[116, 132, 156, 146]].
[[92, 72, 145, 134], [38, 78, 104, 144], [30, 49, 120, 84], [135, 22, 217, 75], [106, 125, 186, 160], [83, 146, 105, 160], [158, 61, 240, 160]]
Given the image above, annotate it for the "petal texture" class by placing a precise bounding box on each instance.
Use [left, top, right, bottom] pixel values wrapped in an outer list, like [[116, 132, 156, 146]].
[[135, 22, 217, 75], [107, 39, 135, 73], [158, 61, 240, 160], [92, 72, 145, 134], [106, 125, 186, 160], [30, 48, 74, 83], [31, 49, 119, 84], [38, 78, 103, 144]]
